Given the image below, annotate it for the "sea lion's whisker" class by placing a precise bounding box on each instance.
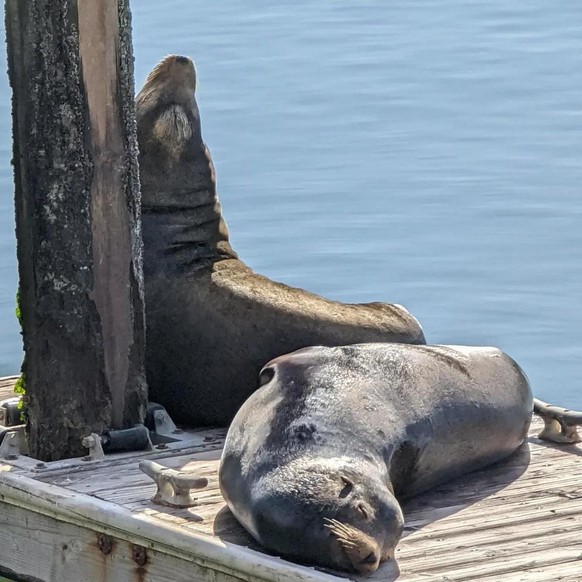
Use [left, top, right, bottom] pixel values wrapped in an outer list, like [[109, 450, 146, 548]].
[[324, 517, 349, 533], [324, 518, 366, 548]]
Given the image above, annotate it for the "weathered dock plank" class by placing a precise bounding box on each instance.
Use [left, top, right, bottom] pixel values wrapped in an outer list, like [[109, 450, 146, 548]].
[[0, 375, 19, 393], [0, 469, 338, 582], [0, 499, 253, 582], [1, 376, 581, 581]]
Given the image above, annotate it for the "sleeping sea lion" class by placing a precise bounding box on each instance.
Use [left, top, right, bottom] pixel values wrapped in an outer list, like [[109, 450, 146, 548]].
[[219, 343, 533, 573], [136, 56, 425, 426]]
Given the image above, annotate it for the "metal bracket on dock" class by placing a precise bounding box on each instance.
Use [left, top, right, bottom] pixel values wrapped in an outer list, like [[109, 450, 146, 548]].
[[0, 396, 23, 427], [139, 459, 208, 508], [145, 402, 181, 439], [0, 427, 22, 459], [81, 433, 106, 461], [533, 398, 582, 444], [81, 424, 153, 462]]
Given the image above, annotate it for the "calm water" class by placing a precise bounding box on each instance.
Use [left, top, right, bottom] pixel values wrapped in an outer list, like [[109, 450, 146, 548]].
[[0, 2, 580, 407]]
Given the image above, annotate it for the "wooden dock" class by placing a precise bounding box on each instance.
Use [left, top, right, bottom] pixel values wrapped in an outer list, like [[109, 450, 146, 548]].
[[1, 375, 581, 582]]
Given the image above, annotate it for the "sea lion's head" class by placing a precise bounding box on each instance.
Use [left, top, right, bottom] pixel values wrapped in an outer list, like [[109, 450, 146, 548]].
[[136, 54, 198, 156], [136, 55, 215, 209], [249, 457, 404, 574]]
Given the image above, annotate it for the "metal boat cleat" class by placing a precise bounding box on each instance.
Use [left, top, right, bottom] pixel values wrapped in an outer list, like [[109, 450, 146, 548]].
[[533, 398, 582, 444], [139, 459, 208, 507]]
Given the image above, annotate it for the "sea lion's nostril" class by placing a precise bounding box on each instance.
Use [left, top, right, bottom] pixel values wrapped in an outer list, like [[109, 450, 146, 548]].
[[361, 551, 378, 565]]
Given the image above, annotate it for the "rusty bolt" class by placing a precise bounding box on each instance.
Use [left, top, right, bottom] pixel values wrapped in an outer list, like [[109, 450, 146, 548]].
[[97, 533, 113, 555], [132, 544, 148, 567], [35, 462, 46, 469]]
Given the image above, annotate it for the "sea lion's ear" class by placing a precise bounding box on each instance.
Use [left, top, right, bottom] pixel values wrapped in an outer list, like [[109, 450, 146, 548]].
[[258, 366, 275, 387]]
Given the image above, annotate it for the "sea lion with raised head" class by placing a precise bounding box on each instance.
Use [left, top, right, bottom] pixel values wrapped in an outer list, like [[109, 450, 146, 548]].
[[219, 343, 533, 574], [136, 55, 425, 426]]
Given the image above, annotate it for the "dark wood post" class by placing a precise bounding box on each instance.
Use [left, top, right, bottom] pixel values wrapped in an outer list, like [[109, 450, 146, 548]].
[[5, 0, 147, 461]]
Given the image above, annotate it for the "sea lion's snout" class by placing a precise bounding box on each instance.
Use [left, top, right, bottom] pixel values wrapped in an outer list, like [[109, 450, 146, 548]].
[[325, 518, 382, 573], [323, 474, 404, 573], [137, 54, 196, 107], [246, 461, 403, 574], [136, 55, 198, 163]]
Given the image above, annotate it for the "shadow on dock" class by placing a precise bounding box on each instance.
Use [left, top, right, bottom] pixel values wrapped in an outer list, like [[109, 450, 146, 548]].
[[527, 434, 582, 458]]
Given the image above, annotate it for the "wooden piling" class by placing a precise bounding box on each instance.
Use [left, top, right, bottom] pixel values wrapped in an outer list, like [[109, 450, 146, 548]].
[[5, 0, 147, 461]]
